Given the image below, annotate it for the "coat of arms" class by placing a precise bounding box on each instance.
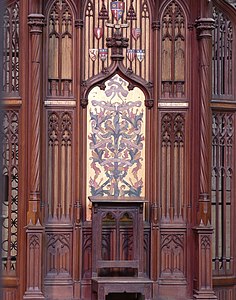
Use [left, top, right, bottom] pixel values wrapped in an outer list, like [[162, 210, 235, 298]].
[[136, 49, 145, 62], [89, 48, 98, 61], [94, 27, 103, 40], [99, 48, 108, 61], [127, 49, 136, 62], [132, 28, 141, 40], [110, 1, 125, 21]]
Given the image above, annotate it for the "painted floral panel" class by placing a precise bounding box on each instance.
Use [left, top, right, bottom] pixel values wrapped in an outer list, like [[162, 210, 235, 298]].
[[87, 74, 145, 215]]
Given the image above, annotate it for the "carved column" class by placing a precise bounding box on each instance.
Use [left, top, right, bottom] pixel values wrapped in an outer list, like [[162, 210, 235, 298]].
[[73, 19, 83, 300], [196, 17, 215, 227], [150, 20, 160, 299], [24, 13, 45, 300], [27, 13, 44, 225], [193, 15, 217, 300]]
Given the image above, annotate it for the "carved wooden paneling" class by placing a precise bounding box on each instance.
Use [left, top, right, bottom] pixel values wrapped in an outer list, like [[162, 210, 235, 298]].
[[200, 235, 212, 289], [160, 1, 186, 98], [212, 6, 233, 97], [82, 226, 150, 279], [3, 1, 20, 95], [143, 230, 150, 276], [160, 233, 185, 279], [214, 286, 235, 300], [212, 112, 234, 275], [2, 289, 18, 300], [47, 111, 73, 222], [82, 228, 92, 279], [47, 0, 73, 96], [160, 113, 185, 222], [45, 231, 72, 279], [83, 0, 151, 81], [1, 110, 19, 274], [24, 227, 44, 298]]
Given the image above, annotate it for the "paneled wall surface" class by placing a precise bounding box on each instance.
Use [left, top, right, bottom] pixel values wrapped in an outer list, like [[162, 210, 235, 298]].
[[1, 1, 236, 300]]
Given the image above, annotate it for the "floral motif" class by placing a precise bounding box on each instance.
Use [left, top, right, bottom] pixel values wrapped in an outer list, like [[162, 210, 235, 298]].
[[88, 75, 145, 197]]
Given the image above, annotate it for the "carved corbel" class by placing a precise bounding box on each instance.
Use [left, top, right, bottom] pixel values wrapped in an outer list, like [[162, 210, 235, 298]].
[[145, 99, 154, 109], [80, 98, 88, 108]]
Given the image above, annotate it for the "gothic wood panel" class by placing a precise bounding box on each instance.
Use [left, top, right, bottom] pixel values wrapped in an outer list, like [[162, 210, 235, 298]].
[[82, 0, 152, 81], [46, 110, 73, 223], [45, 230, 73, 280], [160, 112, 187, 222], [46, 0, 74, 97]]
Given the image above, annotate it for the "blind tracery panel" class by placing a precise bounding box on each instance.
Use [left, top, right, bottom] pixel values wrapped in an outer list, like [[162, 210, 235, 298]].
[[83, 0, 151, 81], [47, 0, 73, 97], [3, 1, 20, 95], [160, 113, 185, 221], [161, 1, 186, 98], [47, 112, 73, 222], [1, 111, 19, 273], [212, 112, 234, 275], [212, 7, 233, 97]]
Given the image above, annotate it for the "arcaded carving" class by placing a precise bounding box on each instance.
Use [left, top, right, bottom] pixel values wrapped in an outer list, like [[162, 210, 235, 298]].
[[161, 113, 185, 221], [48, 0, 73, 96], [161, 233, 185, 278], [47, 112, 73, 222], [212, 113, 234, 275], [46, 233, 71, 277], [212, 6, 233, 96], [161, 1, 186, 97]]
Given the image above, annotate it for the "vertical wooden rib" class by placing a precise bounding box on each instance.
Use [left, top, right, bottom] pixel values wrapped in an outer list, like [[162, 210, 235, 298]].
[[61, 143, 65, 217], [216, 15, 220, 95]]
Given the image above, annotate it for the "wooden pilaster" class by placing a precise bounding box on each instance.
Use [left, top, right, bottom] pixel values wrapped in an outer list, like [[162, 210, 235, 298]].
[[73, 18, 84, 300], [27, 13, 44, 225], [193, 4, 217, 299], [23, 10, 45, 300], [23, 222, 45, 300]]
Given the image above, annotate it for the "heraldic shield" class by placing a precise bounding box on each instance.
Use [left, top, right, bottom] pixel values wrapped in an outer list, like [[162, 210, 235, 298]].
[[110, 1, 125, 21]]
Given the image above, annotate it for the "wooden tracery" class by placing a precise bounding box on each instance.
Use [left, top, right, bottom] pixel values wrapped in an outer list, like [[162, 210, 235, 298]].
[[47, 0, 74, 97], [160, 0, 186, 98], [3, 1, 20, 95], [82, 0, 152, 81]]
